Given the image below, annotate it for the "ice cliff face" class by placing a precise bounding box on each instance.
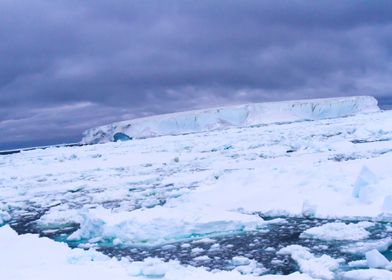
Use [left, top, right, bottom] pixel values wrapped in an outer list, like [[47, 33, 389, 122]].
[[81, 96, 379, 144]]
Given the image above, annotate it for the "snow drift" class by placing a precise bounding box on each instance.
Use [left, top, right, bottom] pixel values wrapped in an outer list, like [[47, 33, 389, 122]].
[[81, 96, 379, 144]]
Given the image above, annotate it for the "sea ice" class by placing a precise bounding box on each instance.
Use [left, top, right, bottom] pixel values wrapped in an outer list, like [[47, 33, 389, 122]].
[[278, 245, 343, 280], [0, 225, 131, 280], [352, 166, 379, 203], [233, 259, 268, 276], [365, 249, 392, 270], [0, 225, 315, 280], [341, 269, 392, 280], [0, 210, 10, 225], [348, 260, 368, 268], [36, 204, 82, 228], [232, 256, 252, 266], [1, 96, 392, 278], [67, 205, 265, 246], [300, 222, 374, 241], [342, 238, 392, 255]]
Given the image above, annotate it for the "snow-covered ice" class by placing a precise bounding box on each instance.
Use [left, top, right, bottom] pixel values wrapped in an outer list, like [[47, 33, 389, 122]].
[[341, 269, 392, 280], [341, 238, 392, 255], [0, 225, 314, 280], [277, 245, 343, 279], [352, 166, 379, 203], [383, 195, 392, 213], [300, 221, 374, 241], [66, 205, 264, 246], [0, 224, 131, 280], [1, 96, 392, 279]]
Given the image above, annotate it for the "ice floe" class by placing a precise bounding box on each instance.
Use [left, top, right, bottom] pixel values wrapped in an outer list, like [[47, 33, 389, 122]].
[[277, 245, 343, 280], [300, 221, 374, 241]]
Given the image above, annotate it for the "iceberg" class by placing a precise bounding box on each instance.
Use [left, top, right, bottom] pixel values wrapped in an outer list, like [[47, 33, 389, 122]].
[[341, 269, 392, 280], [342, 238, 392, 255], [0, 225, 313, 280], [81, 96, 379, 144]]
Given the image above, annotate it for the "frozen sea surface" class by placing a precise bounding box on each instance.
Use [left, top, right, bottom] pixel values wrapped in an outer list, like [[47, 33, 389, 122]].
[[7, 212, 392, 276], [1, 102, 392, 279]]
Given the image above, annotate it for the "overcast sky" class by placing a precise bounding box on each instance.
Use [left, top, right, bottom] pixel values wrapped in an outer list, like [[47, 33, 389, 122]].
[[1, 1, 392, 149]]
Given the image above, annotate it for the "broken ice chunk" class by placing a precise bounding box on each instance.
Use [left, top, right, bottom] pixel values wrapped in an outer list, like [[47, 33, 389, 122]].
[[365, 249, 392, 270], [278, 244, 343, 280], [232, 256, 251, 266], [352, 166, 378, 203], [342, 238, 392, 255]]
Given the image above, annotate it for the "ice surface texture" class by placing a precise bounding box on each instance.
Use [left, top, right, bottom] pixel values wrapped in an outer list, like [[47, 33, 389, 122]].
[[278, 245, 343, 280], [1, 225, 315, 280], [82, 96, 379, 144], [365, 249, 392, 269], [300, 222, 374, 241], [2, 96, 392, 279]]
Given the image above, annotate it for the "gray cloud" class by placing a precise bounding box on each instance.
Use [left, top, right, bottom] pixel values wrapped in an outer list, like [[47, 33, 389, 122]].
[[1, 0, 392, 149]]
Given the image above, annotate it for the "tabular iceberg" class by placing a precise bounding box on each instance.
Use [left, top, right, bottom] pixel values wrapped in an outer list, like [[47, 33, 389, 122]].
[[81, 96, 379, 144]]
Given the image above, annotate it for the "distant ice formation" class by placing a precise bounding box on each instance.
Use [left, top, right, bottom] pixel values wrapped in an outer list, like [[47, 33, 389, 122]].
[[81, 96, 379, 144]]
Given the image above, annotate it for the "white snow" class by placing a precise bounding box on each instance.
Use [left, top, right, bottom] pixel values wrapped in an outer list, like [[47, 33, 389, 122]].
[[1, 96, 392, 279], [0, 225, 315, 280], [0, 210, 10, 224], [192, 255, 211, 262], [0, 224, 131, 280], [67, 205, 264, 246], [277, 245, 343, 280], [234, 259, 268, 276], [348, 260, 368, 268], [81, 96, 379, 144], [2, 100, 391, 226], [382, 195, 392, 213], [232, 256, 252, 266], [300, 221, 374, 241]]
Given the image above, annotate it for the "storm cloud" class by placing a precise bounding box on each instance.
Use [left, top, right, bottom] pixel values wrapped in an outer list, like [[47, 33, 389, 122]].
[[1, 0, 392, 149]]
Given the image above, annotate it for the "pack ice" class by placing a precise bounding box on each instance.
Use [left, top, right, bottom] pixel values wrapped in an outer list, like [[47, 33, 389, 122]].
[[1, 95, 392, 280]]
